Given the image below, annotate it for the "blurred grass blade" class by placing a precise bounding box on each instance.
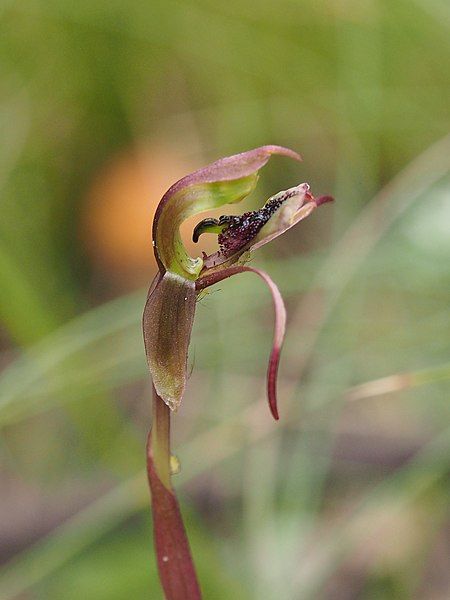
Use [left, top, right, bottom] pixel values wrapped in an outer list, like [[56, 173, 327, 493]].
[[346, 362, 450, 401]]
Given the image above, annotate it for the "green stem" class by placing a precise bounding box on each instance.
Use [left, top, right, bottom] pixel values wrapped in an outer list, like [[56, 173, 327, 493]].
[[150, 387, 171, 489]]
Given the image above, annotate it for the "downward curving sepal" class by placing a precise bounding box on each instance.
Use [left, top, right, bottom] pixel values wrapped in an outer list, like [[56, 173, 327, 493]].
[[143, 272, 196, 410], [197, 266, 286, 420]]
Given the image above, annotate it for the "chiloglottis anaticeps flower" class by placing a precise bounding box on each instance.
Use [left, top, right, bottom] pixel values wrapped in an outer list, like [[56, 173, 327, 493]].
[[144, 145, 333, 418], [142, 145, 333, 599]]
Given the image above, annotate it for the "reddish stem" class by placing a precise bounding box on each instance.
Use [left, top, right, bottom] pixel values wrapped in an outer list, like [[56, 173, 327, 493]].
[[147, 388, 202, 599]]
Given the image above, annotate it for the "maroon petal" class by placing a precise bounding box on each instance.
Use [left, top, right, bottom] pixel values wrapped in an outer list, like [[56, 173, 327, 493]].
[[197, 266, 286, 420], [154, 145, 302, 235]]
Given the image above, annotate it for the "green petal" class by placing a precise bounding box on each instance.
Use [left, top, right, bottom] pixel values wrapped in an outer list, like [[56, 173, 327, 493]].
[[143, 272, 196, 410], [156, 176, 257, 278]]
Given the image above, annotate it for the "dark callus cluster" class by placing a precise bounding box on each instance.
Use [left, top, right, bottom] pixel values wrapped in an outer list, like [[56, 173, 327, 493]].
[[193, 187, 299, 257]]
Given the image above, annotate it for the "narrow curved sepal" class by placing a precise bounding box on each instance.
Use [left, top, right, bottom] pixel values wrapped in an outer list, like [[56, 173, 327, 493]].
[[153, 146, 301, 279], [143, 272, 196, 410], [196, 266, 286, 420]]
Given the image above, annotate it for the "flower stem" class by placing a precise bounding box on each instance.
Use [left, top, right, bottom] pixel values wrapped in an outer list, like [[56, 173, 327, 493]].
[[147, 387, 202, 599], [150, 387, 171, 488]]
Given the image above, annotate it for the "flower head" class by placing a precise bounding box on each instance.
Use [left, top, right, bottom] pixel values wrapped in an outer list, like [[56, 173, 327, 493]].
[[143, 145, 333, 418]]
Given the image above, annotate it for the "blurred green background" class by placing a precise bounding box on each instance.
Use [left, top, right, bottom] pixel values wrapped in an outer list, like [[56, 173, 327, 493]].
[[1, 1, 449, 598]]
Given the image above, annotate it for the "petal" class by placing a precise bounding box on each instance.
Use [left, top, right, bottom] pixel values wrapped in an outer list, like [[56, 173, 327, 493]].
[[196, 265, 286, 420], [250, 186, 333, 252], [250, 183, 314, 251], [153, 146, 301, 279], [143, 272, 196, 410]]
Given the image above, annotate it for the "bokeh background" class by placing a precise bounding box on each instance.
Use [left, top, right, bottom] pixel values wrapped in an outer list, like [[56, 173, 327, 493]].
[[1, 1, 449, 598]]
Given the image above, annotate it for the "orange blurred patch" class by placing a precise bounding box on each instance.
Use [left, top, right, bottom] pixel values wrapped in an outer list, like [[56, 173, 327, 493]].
[[81, 144, 221, 289]]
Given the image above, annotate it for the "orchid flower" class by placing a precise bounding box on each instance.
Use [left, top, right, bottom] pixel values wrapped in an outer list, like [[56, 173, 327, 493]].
[[142, 146, 333, 598]]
